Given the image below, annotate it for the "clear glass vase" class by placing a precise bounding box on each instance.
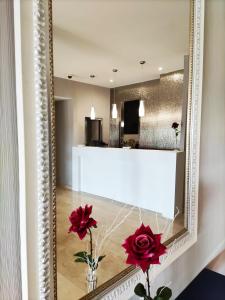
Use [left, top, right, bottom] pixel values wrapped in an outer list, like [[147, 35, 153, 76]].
[[86, 268, 97, 292]]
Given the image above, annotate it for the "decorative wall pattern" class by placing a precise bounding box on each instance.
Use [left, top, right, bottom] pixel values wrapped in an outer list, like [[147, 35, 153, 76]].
[[110, 70, 186, 150]]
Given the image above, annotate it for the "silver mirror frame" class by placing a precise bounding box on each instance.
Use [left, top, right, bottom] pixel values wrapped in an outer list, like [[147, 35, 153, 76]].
[[31, 0, 204, 299]]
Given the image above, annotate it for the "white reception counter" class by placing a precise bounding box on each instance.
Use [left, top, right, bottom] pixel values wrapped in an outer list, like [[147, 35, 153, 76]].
[[72, 147, 183, 219]]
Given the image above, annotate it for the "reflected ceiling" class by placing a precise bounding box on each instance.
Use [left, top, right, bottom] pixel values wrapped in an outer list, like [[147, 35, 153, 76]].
[[53, 0, 190, 87]]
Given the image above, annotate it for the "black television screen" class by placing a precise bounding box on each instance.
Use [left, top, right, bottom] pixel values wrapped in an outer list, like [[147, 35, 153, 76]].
[[123, 100, 140, 134]]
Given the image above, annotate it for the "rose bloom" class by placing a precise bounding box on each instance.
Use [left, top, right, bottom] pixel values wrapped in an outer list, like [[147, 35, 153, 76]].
[[122, 223, 166, 272], [68, 205, 97, 240], [172, 122, 179, 129]]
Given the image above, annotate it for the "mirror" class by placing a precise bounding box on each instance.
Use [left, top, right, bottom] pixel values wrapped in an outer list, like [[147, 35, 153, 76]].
[[52, 1, 192, 299]]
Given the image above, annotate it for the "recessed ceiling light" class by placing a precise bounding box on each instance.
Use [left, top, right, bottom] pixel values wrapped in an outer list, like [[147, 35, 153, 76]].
[[158, 67, 163, 71], [109, 79, 114, 83]]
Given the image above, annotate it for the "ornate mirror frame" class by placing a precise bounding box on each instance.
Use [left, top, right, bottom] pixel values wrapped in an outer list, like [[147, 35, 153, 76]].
[[21, 0, 204, 299]]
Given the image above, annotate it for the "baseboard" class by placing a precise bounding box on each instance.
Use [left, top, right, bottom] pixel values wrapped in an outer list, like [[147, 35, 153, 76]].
[[57, 184, 72, 190], [203, 239, 225, 269]]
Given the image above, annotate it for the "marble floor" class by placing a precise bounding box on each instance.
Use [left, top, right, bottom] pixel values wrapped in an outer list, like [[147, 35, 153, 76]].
[[57, 187, 184, 300]]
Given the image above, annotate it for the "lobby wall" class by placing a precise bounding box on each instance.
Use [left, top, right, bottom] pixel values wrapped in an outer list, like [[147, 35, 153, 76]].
[[110, 69, 187, 150]]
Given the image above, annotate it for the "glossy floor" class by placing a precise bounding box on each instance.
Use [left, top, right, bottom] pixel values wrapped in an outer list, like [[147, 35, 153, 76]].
[[57, 187, 184, 300]]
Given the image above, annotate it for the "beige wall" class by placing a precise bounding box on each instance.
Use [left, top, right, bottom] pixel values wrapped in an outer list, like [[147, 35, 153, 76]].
[[55, 100, 73, 187], [132, 0, 225, 298], [54, 77, 110, 145], [54, 77, 110, 187]]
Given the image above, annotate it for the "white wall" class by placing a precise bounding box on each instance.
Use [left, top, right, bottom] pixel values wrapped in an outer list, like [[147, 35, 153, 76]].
[[14, 0, 39, 299], [0, 1, 22, 299], [132, 0, 225, 298], [54, 77, 110, 145]]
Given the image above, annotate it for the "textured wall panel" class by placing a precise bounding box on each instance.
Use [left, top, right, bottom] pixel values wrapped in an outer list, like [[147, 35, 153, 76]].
[[140, 70, 184, 149], [110, 70, 186, 149], [0, 0, 22, 299]]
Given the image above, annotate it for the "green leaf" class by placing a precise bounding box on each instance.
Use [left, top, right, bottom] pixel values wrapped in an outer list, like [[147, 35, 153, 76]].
[[73, 251, 87, 258], [144, 296, 153, 300], [97, 255, 106, 263], [134, 283, 147, 297], [154, 286, 172, 300], [87, 254, 95, 265], [74, 257, 87, 263]]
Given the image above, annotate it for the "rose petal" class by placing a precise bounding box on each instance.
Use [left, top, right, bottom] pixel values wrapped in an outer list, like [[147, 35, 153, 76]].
[[77, 228, 87, 240], [122, 223, 167, 270], [68, 205, 97, 239]]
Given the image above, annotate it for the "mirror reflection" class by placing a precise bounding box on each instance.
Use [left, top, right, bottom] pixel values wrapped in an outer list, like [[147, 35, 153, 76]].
[[53, 0, 190, 299]]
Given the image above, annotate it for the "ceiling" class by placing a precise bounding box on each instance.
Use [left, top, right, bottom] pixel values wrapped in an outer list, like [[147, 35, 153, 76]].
[[53, 0, 190, 88]]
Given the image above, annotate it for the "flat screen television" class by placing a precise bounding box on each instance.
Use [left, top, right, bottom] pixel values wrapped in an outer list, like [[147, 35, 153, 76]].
[[123, 100, 140, 134]]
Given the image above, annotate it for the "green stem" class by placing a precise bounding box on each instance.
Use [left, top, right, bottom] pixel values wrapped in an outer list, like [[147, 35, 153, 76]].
[[88, 228, 93, 257], [146, 268, 151, 297]]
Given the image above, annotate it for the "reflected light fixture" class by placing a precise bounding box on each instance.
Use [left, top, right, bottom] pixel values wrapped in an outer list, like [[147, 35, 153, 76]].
[[112, 103, 118, 119], [139, 100, 145, 117], [121, 121, 124, 128], [112, 68, 118, 119], [158, 67, 163, 71], [90, 105, 96, 120], [90, 74, 96, 120], [139, 61, 146, 117]]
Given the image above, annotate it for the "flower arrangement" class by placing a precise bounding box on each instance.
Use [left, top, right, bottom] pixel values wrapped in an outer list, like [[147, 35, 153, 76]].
[[68, 202, 136, 292], [68, 203, 175, 297], [172, 122, 180, 148], [122, 223, 172, 300], [68, 205, 105, 290]]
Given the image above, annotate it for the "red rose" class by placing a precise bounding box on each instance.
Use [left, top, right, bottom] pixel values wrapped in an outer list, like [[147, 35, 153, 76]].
[[122, 223, 166, 272], [68, 205, 97, 240], [172, 122, 179, 129]]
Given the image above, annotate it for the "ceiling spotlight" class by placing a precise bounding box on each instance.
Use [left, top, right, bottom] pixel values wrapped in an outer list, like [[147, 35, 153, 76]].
[[139, 60, 146, 65], [90, 74, 96, 78], [158, 67, 163, 71], [109, 79, 114, 83], [67, 74, 73, 79]]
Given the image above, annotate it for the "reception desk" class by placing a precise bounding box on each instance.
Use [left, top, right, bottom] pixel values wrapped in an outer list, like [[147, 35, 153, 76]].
[[72, 147, 184, 219]]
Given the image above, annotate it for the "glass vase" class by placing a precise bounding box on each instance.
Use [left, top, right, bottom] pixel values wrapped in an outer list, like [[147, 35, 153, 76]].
[[86, 268, 97, 292]]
